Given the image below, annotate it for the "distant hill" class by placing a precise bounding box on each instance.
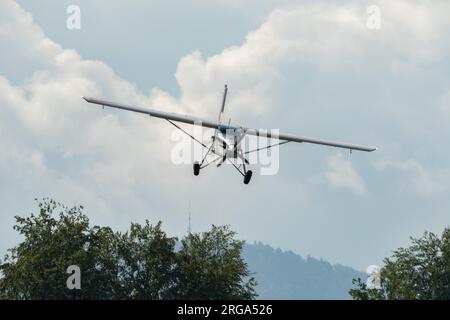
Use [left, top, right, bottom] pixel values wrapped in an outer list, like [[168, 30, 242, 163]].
[[242, 242, 365, 300]]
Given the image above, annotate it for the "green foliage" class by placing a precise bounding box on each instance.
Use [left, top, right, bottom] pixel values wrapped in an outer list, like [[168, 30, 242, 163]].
[[116, 221, 177, 299], [349, 228, 450, 300], [0, 198, 118, 299], [173, 226, 257, 299], [0, 198, 256, 300]]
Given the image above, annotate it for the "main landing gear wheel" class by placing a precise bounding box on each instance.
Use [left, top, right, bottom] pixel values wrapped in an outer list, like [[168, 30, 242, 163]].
[[243, 170, 253, 184], [193, 161, 200, 176]]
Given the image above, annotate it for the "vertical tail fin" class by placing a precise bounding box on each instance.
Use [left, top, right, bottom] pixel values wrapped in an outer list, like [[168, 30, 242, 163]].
[[218, 84, 228, 123]]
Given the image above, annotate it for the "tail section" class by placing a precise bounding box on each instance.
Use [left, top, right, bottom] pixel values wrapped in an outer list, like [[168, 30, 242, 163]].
[[218, 84, 228, 123]]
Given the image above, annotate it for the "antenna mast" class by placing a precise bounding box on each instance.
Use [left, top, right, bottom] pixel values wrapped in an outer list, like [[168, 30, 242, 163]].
[[187, 203, 191, 234]]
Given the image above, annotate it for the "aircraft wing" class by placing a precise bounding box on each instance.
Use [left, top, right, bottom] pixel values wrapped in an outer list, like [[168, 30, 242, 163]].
[[82, 97, 221, 129], [244, 128, 377, 152], [82, 97, 377, 152]]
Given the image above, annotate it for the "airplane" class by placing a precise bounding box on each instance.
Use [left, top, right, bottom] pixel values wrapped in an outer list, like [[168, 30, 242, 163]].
[[82, 85, 377, 184]]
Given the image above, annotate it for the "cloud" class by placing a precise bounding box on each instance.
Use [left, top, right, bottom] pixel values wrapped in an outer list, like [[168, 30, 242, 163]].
[[0, 0, 179, 217], [2, 0, 450, 270], [324, 154, 367, 195], [374, 159, 448, 196]]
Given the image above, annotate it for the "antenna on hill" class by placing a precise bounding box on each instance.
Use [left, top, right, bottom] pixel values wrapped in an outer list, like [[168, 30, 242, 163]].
[[187, 202, 192, 235]]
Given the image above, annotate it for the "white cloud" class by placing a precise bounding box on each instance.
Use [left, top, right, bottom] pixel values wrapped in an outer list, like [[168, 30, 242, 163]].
[[324, 154, 367, 195], [0, 0, 448, 211], [374, 159, 448, 196], [1, 0, 449, 195], [2, 0, 450, 269], [0, 1, 180, 216]]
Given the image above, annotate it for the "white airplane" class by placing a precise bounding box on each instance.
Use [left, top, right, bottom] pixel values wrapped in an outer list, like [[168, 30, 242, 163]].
[[83, 85, 376, 184]]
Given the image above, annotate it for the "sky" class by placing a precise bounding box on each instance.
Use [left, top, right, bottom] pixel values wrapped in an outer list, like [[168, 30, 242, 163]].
[[1, 0, 449, 271]]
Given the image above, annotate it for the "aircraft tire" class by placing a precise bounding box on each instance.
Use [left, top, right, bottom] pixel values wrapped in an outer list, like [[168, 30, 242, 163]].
[[193, 162, 200, 176], [243, 170, 253, 184]]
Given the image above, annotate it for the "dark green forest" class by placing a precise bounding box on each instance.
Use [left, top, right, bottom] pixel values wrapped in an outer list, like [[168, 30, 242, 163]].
[[243, 243, 364, 299]]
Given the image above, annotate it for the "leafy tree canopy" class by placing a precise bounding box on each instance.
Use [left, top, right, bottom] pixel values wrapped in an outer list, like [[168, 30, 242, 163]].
[[0, 198, 256, 300], [350, 228, 450, 300]]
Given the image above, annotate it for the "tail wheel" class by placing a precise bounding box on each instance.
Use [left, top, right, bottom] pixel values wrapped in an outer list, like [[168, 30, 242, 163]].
[[243, 170, 253, 184], [193, 162, 200, 176]]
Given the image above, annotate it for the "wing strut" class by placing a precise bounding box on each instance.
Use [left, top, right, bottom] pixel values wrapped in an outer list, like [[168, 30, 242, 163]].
[[166, 119, 220, 169], [166, 119, 208, 149], [228, 159, 246, 177], [244, 141, 290, 155]]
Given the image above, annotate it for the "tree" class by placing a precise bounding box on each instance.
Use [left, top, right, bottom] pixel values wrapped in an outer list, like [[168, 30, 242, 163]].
[[116, 221, 177, 299], [349, 228, 450, 300], [173, 225, 257, 299], [0, 198, 119, 299], [0, 199, 257, 300]]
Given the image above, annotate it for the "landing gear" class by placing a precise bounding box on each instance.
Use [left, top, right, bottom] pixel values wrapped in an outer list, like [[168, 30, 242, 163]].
[[193, 161, 200, 176], [243, 170, 253, 184], [168, 116, 255, 183]]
